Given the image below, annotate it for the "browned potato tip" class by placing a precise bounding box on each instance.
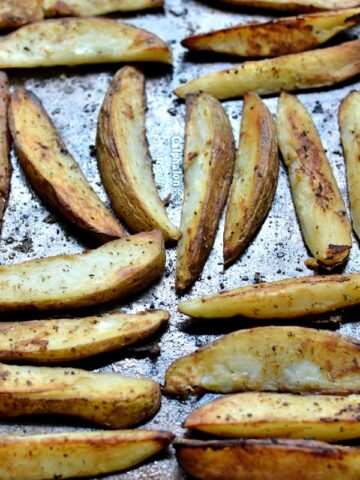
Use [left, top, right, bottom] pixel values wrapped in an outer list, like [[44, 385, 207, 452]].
[[0, 72, 10, 235], [0, 0, 43, 29], [42, 0, 164, 17]]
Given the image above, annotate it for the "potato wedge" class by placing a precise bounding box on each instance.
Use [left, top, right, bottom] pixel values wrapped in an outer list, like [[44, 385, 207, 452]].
[[0, 230, 165, 312], [176, 94, 235, 293], [175, 439, 360, 480], [0, 362, 161, 427], [182, 9, 360, 57], [214, 0, 360, 12], [9, 88, 125, 244], [175, 40, 360, 100], [97, 67, 180, 242], [224, 92, 278, 266], [0, 18, 172, 69], [339, 90, 360, 240], [164, 326, 360, 397], [0, 310, 169, 364], [184, 392, 360, 441], [277, 92, 352, 269], [0, 0, 43, 29], [42, 0, 163, 16], [0, 72, 10, 235], [0, 430, 173, 480]]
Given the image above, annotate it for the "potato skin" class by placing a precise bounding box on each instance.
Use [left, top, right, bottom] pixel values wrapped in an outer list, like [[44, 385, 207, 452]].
[[175, 439, 360, 480], [43, 0, 163, 16], [0, 0, 43, 29], [0, 72, 10, 235], [214, 0, 360, 12], [224, 92, 278, 266]]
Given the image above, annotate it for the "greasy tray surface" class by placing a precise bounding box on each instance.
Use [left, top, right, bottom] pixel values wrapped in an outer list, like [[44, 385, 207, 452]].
[[1, 0, 360, 478]]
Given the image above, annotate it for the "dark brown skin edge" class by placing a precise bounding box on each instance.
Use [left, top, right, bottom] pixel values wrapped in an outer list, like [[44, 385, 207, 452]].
[[0, 72, 10, 235], [212, 0, 360, 12]]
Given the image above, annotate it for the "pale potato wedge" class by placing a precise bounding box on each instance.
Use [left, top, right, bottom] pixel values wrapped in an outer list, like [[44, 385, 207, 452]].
[[339, 90, 360, 240], [182, 9, 360, 57], [175, 439, 360, 480], [176, 94, 235, 293], [9, 88, 125, 244], [0, 230, 165, 312], [214, 0, 360, 12], [42, 0, 163, 16], [184, 392, 360, 441], [97, 67, 180, 242], [0, 310, 169, 364], [224, 92, 278, 266], [0, 430, 173, 480], [164, 326, 360, 397], [0, 72, 10, 235], [175, 40, 360, 99], [0, 362, 161, 427], [277, 92, 352, 269], [0, 18, 172, 69], [0, 0, 43, 29]]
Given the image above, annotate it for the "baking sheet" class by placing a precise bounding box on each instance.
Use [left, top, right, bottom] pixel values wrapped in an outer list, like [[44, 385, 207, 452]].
[[1, 0, 360, 478]]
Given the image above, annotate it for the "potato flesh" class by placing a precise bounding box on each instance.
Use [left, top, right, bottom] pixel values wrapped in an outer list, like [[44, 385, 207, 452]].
[[0, 0, 43, 29], [216, 0, 360, 11], [0, 72, 10, 233], [42, 0, 163, 16], [164, 326, 360, 396]]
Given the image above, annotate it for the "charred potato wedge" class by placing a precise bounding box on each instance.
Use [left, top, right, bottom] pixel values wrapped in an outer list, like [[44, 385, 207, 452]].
[[176, 94, 235, 293], [0, 18, 172, 69], [184, 392, 360, 441], [175, 438, 360, 480], [0, 73, 10, 235], [0, 0, 43, 29], [9, 88, 125, 244], [224, 92, 278, 266], [0, 362, 161, 427], [214, 0, 360, 12], [42, 0, 163, 16], [277, 92, 352, 269], [97, 67, 180, 242], [164, 326, 360, 397], [0, 310, 169, 364], [182, 9, 360, 57], [175, 40, 360, 99], [0, 430, 173, 480], [0, 230, 165, 312]]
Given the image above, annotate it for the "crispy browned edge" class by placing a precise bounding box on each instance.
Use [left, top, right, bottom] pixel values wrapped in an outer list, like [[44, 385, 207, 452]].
[[213, 0, 360, 12], [0, 0, 43, 29], [0, 72, 10, 235], [45, 0, 164, 16]]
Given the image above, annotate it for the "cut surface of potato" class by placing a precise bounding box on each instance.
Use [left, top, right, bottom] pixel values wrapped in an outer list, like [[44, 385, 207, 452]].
[[0, 18, 172, 69], [277, 92, 352, 269], [176, 93, 235, 293], [175, 438, 360, 480], [0, 362, 161, 427], [97, 67, 180, 242], [0, 310, 169, 363], [185, 392, 360, 441], [0, 230, 165, 312], [0, 0, 43, 29], [164, 326, 360, 397], [182, 9, 360, 57], [0, 72, 10, 234], [214, 0, 360, 11], [0, 430, 173, 480], [175, 40, 360, 99], [9, 88, 125, 243], [42, 0, 163, 16], [224, 92, 278, 266]]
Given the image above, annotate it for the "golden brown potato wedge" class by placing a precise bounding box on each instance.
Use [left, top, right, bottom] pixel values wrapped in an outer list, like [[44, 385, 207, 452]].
[[42, 0, 163, 16], [184, 392, 360, 441], [182, 9, 360, 57], [97, 67, 180, 242], [224, 92, 278, 266], [176, 94, 235, 293], [164, 326, 360, 397], [0, 72, 10, 235], [175, 438, 360, 480], [0, 362, 161, 427], [339, 90, 360, 240], [0, 430, 173, 480], [0, 230, 165, 312], [175, 40, 360, 100], [214, 0, 360, 12], [9, 88, 125, 244], [277, 92, 352, 269], [0, 0, 43, 29], [0, 310, 169, 364], [0, 18, 172, 69]]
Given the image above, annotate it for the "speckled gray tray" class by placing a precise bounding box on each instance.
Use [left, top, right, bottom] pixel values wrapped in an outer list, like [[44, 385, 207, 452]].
[[1, 1, 360, 478]]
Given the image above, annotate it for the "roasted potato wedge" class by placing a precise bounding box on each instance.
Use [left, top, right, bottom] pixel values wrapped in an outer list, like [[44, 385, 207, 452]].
[[0, 362, 161, 427], [0, 18, 172, 69], [0, 430, 173, 480], [214, 0, 360, 12], [42, 0, 163, 16], [182, 9, 360, 57], [0, 310, 169, 364], [277, 92, 352, 269], [175, 40, 360, 100], [185, 392, 360, 441], [339, 90, 360, 240], [175, 438, 360, 480], [164, 326, 360, 397], [0, 72, 10, 235], [0, 230, 165, 312], [224, 92, 278, 266], [97, 67, 180, 242], [0, 0, 43, 29], [9, 88, 125, 244], [176, 94, 235, 293]]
